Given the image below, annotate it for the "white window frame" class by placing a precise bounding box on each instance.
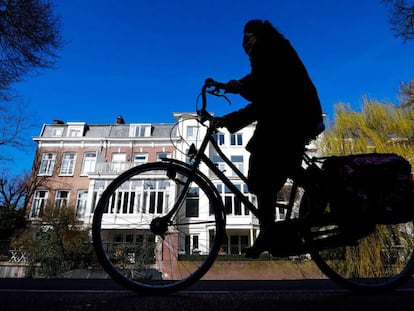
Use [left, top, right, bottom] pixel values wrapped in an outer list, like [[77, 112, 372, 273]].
[[67, 122, 86, 137], [230, 155, 244, 176], [230, 133, 243, 146], [213, 132, 225, 146], [156, 152, 171, 161], [134, 153, 148, 165], [39, 152, 56, 176], [31, 190, 48, 217], [81, 152, 97, 175], [112, 153, 126, 172], [52, 127, 63, 137], [55, 190, 69, 208], [60, 152, 77, 175], [186, 126, 199, 140], [76, 190, 88, 217], [216, 183, 249, 216], [130, 124, 152, 137]]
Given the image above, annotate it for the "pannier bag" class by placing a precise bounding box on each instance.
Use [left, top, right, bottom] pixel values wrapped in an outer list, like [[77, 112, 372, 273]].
[[322, 153, 414, 225]]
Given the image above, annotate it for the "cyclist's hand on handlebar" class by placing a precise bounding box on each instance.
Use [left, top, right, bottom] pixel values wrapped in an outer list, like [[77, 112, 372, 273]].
[[212, 116, 225, 128], [224, 79, 243, 94]]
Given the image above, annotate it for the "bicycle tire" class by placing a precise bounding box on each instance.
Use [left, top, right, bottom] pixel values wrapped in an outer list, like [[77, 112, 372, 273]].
[[300, 191, 414, 293], [92, 161, 225, 294]]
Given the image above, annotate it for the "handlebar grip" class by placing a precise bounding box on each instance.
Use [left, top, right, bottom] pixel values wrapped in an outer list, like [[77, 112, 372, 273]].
[[200, 77, 228, 114], [204, 78, 227, 90]]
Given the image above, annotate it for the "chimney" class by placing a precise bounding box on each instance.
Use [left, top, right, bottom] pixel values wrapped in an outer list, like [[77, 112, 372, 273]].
[[53, 119, 64, 124], [116, 115, 125, 124]]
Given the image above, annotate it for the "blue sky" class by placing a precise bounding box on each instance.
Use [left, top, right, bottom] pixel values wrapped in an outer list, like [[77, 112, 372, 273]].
[[3, 0, 414, 174]]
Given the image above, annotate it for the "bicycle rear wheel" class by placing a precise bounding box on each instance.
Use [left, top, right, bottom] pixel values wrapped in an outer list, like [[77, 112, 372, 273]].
[[92, 161, 225, 294], [301, 191, 414, 293]]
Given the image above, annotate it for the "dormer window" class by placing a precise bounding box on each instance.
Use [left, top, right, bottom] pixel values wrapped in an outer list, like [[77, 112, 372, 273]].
[[67, 122, 86, 137], [130, 124, 152, 137], [68, 128, 82, 137], [52, 127, 63, 137]]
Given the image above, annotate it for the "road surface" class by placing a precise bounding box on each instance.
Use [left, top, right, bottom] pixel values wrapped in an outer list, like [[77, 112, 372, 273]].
[[1, 278, 414, 311]]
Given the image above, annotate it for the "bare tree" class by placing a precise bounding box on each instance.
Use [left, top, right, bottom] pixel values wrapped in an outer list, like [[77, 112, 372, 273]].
[[382, 0, 414, 41], [0, 169, 29, 209], [0, 0, 63, 163], [0, 169, 28, 239], [0, 0, 63, 101], [399, 79, 414, 107], [0, 156, 51, 238], [0, 101, 35, 162]]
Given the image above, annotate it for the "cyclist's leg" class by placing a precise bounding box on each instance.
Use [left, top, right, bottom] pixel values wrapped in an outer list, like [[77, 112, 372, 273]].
[[244, 148, 303, 258], [92, 162, 225, 294]]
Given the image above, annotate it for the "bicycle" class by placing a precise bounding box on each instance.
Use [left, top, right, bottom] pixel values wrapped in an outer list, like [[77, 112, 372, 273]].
[[92, 78, 414, 295]]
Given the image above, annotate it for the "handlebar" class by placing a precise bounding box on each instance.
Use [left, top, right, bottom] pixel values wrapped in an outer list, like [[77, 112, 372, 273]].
[[198, 78, 228, 123], [204, 77, 227, 90]]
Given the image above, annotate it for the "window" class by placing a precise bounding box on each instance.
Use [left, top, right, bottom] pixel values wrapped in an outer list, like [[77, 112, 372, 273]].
[[212, 155, 225, 172], [136, 234, 144, 245], [185, 187, 199, 217], [81, 152, 96, 175], [156, 152, 171, 161], [52, 127, 63, 137], [230, 133, 243, 146], [102, 179, 170, 216], [186, 126, 198, 139], [110, 190, 136, 214], [230, 155, 243, 176], [55, 190, 69, 208], [212, 132, 225, 145], [60, 152, 76, 175], [68, 128, 81, 137], [131, 124, 152, 137], [184, 235, 200, 254], [134, 153, 148, 165], [143, 180, 169, 214], [113, 234, 122, 244], [67, 123, 85, 137], [112, 153, 126, 172], [39, 153, 56, 176], [276, 207, 286, 220], [31, 190, 48, 217], [193, 235, 199, 251], [229, 235, 248, 254], [76, 190, 88, 217], [216, 183, 249, 216]]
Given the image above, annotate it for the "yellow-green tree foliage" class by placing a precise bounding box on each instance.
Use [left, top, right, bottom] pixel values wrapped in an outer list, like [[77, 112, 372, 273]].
[[318, 96, 414, 166]]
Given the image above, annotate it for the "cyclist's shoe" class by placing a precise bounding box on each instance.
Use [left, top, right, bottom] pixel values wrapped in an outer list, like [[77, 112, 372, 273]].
[[243, 230, 270, 259], [243, 246, 263, 259], [244, 220, 305, 258], [243, 246, 266, 259]]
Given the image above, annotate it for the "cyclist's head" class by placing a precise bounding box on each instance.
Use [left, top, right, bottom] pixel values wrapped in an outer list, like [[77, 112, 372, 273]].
[[244, 19, 264, 36], [242, 19, 284, 54]]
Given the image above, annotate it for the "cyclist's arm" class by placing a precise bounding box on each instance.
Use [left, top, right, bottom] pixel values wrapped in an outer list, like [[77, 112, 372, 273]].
[[222, 103, 257, 133]]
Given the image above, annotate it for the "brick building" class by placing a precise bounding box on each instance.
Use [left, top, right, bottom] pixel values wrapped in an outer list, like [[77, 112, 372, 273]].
[[27, 113, 319, 255]]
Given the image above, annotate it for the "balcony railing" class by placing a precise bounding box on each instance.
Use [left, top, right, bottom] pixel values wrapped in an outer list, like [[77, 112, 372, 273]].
[[94, 162, 139, 174]]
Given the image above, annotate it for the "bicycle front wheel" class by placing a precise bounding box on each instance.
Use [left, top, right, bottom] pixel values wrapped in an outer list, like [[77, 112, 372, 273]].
[[301, 191, 414, 293], [92, 161, 225, 294]]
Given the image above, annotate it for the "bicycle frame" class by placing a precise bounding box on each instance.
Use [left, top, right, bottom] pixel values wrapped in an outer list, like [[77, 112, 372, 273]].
[[92, 78, 414, 294], [185, 123, 315, 221]]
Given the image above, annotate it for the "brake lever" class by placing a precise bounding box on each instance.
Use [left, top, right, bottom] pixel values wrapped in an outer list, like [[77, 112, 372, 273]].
[[206, 89, 232, 105]]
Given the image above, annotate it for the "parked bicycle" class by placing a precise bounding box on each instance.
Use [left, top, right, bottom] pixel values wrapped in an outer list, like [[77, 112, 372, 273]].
[[92, 78, 414, 294]]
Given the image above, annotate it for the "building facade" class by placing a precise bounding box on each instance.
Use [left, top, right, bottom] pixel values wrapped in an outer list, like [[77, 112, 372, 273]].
[[28, 113, 319, 255]]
